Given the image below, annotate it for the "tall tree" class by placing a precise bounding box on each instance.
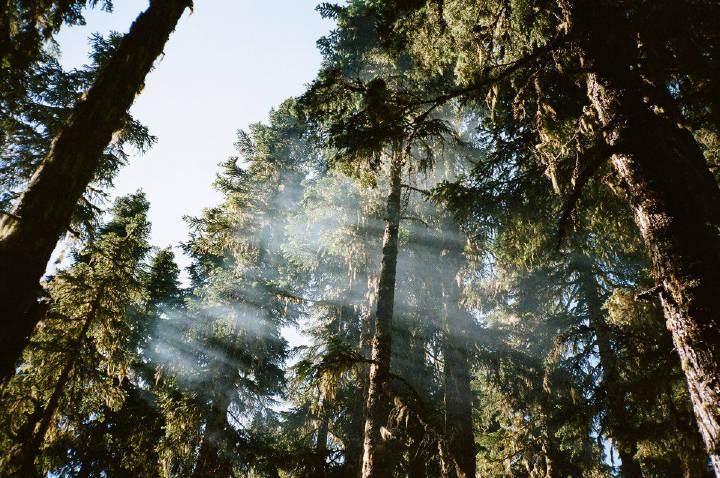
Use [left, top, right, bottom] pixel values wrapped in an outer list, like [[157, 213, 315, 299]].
[[362, 150, 403, 478], [0, 0, 191, 382], [0, 193, 151, 477], [439, 226, 475, 478], [336, 0, 720, 467]]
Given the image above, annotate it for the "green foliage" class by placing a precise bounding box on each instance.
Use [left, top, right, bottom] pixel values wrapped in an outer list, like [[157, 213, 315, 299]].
[[0, 34, 155, 235], [2, 1, 718, 476]]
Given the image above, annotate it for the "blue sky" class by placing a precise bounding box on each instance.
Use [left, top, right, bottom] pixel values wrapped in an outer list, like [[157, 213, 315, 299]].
[[56, 0, 333, 272]]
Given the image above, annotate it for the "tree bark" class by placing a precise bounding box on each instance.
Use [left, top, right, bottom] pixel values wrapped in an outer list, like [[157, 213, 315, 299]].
[[439, 235, 474, 478], [586, 70, 720, 477], [589, 61, 720, 478], [361, 151, 403, 478], [567, 3, 720, 472], [575, 258, 643, 478], [191, 390, 233, 478], [314, 411, 330, 476], [0, 0, 191, 383]]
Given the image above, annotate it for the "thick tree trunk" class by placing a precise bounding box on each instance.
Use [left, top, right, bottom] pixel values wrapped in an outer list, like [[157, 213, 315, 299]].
[[191, 391, 233, 478], [0, 0, 190, 383], [568, 4, 720, 471], [440, 241, 475, 478], [586, 71, 720, 475], [361, 152, 403, 478], [576, 259, 643, 478]]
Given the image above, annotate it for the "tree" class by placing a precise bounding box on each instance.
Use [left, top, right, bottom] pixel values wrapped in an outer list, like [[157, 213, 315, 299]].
[[0, 0, 191, 382], [0, 193, 151, 477], [0, 0, 111, 112], [319, 0, 720, 469], [361, 147, 403, 478], [1, 34, 155, 237]]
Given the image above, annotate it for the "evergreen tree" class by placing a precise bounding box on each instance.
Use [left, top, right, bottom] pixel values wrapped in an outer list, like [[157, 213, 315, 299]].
[[304, 0, 720, 470], [0, 192, 151, 477], [0, 0, 191, 382]]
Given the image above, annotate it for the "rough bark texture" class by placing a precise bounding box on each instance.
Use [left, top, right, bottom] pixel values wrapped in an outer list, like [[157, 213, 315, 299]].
[[566, 3, 720, 472], [439, 236, 475, 478], [0, 0, 190, 383], [361, 153, 403, 478], [576, 259, 643, 478]]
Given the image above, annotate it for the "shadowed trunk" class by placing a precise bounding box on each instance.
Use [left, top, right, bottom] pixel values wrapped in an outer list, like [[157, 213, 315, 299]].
[[575, 258, 643, 478], [0, 0, 191, 383], [315, 411, 330, 476], [587, 67, 720, 478], [361, 151, 403, 478], [191, 390, 233, 478], [570, 3, 720, 471], [407, 412, 428, 478], [342, 275, 374, 478], [439, 234, 474, 478]]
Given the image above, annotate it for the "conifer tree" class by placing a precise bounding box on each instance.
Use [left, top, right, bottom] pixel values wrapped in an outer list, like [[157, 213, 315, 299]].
[[0, 0, 191, 382], [307, 0, 720, 469], [0, 192, 151, 477]]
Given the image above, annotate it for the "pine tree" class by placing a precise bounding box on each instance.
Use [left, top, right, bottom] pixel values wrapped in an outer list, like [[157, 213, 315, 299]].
[[0, 0, 191, 382], [0, 192, 151, 477]]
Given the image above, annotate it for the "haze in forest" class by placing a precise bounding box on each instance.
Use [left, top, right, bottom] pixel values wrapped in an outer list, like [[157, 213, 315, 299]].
[[1, 1, 719, 478]]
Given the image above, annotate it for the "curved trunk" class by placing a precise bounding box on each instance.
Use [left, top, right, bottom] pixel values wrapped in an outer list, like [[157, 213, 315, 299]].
[[586, 69, 720, 475], [0, 0, 190, 382], [361, 152, 403, 478], [567, 3, 720, 471]]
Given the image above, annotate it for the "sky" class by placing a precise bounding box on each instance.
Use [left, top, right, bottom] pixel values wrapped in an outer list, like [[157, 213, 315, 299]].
[[55, 0, 333, 274]]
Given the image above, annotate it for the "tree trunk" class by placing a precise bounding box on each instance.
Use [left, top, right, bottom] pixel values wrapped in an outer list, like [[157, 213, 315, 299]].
[[440, 237, 474, 478], [191, 391, 233, 478], [361, 151, 403, 478], [575, 259, 643, 478], [586, 70, 720, 476], [569, 3, 720, 471], [0, 0, 190, 383], [345, 303, 370, 478], [11, 307, 96, 477], [315, 412, 330, 476]]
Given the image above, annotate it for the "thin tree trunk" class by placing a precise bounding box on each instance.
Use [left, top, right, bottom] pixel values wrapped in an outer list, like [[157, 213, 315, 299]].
[[403, 315, 429, 478], [362, 151, 403, 478], [345, 303, 370, 478], [0, 0, 191, 383], [12, 303, 97, 477], [440, 240, 474, 478], [576, 259, 643, 478], [408, 426, 427, 478], [569, 3, 720, 471]]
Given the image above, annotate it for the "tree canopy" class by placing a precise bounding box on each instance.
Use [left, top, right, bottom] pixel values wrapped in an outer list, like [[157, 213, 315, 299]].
[[0, 1, 719, 477]]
